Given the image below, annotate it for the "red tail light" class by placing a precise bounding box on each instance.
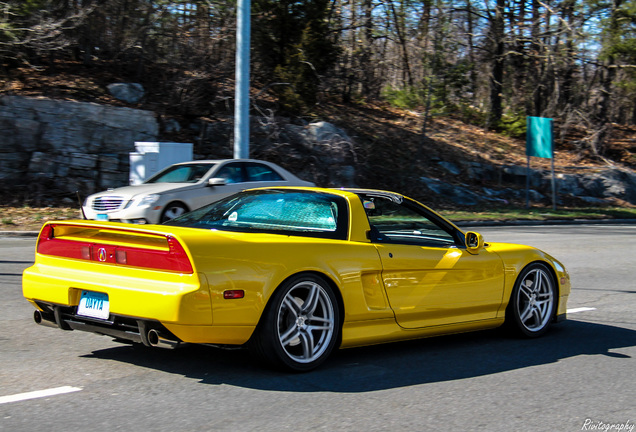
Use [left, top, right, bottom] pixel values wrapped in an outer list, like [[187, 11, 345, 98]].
[[36, 224, 194, 274]]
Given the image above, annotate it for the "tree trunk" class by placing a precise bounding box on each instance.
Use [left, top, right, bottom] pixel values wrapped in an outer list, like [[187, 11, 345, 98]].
[[531, 0, 544, 116], [387, 0, 413, 87], [487, 0, 505, 128], [361, 0, 376, 97], [560, 0, 576, 109], [465, 0, 477, 101], [595, 0, 623, 154]]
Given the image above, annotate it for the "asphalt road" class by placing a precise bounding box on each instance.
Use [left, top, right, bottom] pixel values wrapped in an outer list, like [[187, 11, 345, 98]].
[[1, 225, 635, 432]]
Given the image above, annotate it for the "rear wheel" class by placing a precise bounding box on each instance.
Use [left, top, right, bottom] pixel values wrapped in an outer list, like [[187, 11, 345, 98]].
[[160, 202, 188, 222], [250, 274, 341, 372], [506, 263, 556, 337]]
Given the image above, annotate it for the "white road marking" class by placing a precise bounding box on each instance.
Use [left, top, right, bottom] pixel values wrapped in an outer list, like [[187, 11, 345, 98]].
[[567, 307, 597, 314], [0, 386, 82, 405]]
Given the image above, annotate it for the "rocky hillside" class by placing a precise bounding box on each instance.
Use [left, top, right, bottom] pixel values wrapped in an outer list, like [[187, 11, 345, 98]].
[[1, 61, 635, 209]]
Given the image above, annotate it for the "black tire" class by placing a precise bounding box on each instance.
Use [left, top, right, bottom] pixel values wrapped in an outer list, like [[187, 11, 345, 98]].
[[249, 274, 341, 372], [506, 262, 556, 338], [160, 202, 188, 222]]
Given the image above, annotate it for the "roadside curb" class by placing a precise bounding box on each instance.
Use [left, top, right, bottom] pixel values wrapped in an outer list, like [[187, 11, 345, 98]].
[[0, 231, 41, 237], [1, 218, 635, 237], [454, 218, 636, 227]]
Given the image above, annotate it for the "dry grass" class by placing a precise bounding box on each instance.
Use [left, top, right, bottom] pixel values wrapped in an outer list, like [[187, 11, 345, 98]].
[[0, 206, 82, 231]]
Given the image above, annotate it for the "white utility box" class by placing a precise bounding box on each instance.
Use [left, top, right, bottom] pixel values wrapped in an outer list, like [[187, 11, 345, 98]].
[[129, 142, 193, 185]]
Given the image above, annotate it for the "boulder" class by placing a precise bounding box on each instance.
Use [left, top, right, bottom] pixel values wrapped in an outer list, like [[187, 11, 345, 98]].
[[279, 121, 357, 187], [420, 177, 482, 206], [107, 83, 145, 104], [302, 121, 355, 166], [596, 168, 636, 203], [437, 161, 461, 176], [553, 167, 636, 204]]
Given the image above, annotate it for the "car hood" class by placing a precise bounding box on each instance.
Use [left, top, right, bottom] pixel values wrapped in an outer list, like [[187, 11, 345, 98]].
[[486, 241, 566, 272], [486, 241, 545, 259], [89, 183, 197, 199], [486, 241, 536, 253]]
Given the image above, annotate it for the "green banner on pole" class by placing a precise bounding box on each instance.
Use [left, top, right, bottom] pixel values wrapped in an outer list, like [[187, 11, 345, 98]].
[[526, 116, 553, 159]]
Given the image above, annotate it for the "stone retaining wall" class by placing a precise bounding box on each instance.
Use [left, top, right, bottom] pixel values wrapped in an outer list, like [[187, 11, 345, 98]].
[[0, 95, 158, 199]]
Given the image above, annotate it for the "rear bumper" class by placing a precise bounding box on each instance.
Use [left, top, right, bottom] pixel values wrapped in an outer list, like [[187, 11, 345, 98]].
[[31, 301, 171, 345], [29, 300, 254, 346], [23, 260, 255, 345], [82, 206, 161, 224], [22, 260, 210, 324]]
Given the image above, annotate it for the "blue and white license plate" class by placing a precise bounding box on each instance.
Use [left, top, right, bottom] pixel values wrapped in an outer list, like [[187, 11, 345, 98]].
[[77, 291, 110, 320], [96, 214, 109, 221]]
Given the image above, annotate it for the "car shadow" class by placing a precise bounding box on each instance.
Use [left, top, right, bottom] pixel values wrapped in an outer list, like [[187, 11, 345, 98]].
[[0, 260, 34, 277], [0, 260, 34, 264], [86, 319, 636, 393]]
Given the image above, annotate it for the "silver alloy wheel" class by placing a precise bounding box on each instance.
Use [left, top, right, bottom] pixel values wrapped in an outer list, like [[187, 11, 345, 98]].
[[161, 203, 187, 222], [276, 280, 335, 364], [515, 267, 554, 333]]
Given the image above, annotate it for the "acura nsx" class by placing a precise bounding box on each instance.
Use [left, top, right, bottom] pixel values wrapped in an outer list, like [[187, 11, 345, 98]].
[[23, 187, 570, 371]]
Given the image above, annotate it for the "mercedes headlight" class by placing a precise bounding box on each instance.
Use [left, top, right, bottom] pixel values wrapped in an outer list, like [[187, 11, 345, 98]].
[[137, 194, 161, 207]]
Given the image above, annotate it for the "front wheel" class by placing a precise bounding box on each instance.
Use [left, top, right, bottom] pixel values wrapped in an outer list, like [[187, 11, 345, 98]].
[[250, 274, 341, 372], [506, 263, 556, 338], [160, 202, 188, 222]]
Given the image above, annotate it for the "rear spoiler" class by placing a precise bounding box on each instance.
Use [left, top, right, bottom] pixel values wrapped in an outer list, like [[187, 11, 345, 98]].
[[36, 222, 193, 274]]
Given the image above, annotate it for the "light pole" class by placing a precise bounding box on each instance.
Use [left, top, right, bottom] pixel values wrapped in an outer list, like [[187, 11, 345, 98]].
[[233, 0, 250, 159]]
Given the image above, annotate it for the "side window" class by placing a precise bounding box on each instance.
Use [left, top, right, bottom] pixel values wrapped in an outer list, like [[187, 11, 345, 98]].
[[361, 195, 456, 247], [152, 166, 192, 183], [215, 163, 245, 184], [245, 163, 284, 182], [187, 164, 214, 182], [146, 164, 215, 184]]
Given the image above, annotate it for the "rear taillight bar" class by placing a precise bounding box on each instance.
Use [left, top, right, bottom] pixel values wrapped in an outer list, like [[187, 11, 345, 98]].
[[36, 224, 193, 274]]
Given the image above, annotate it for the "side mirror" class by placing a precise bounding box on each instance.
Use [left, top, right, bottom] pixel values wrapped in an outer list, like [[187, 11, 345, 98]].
[[208, 178, 227, 187], [465, 231, 484, 254]]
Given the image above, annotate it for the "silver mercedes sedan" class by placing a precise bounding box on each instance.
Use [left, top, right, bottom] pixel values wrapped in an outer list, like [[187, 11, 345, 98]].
[[82, 159, 314, 224]]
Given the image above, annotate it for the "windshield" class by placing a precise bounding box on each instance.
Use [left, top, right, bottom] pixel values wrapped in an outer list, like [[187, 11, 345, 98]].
[[144, 163, 215, 184], [165, 189, 349, 240]]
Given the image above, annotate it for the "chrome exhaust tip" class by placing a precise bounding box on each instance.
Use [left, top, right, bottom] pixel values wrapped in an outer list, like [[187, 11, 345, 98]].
[[147, 328, 181, 349], [33, 310, 59, 329]]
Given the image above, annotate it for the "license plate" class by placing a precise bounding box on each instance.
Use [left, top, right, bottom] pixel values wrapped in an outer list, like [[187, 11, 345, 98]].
[[96, 214, 109, 221], [77, 291, 110, 320]]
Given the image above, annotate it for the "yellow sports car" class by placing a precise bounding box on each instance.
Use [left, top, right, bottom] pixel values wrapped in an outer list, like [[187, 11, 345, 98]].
[[23, 187, 570, 371]]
